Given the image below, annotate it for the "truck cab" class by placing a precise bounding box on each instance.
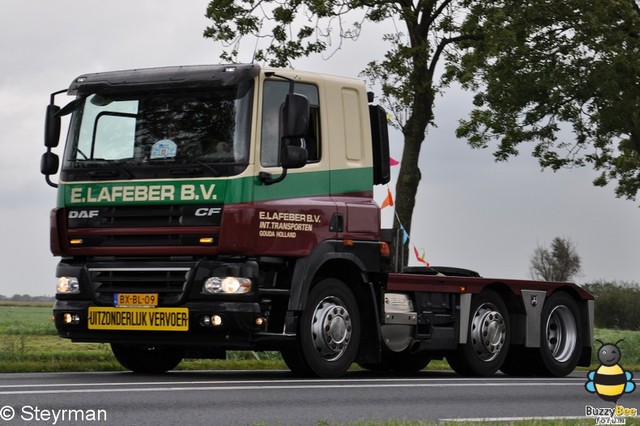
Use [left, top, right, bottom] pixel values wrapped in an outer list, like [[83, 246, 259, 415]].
[[41, 64, 392, 376]]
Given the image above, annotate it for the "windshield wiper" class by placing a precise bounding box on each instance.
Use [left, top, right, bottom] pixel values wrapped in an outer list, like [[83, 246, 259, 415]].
[[80, 158, 136, 179], [169, 157, 221, 177]]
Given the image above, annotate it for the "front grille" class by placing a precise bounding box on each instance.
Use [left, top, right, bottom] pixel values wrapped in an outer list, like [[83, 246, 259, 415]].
[[78, 234, 218, 247], [67, 204, 223, 228], [89, 267, 190, 305], [65, 204, 222, 249]]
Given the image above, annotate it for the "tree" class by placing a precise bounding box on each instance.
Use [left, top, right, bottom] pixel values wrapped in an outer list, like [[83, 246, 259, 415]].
[[203, 0, 640, 268], [583, 280, 640, 329], [452, 0, 640, 201], [529, 237, 582, 282], [203, 0, 481, 263]]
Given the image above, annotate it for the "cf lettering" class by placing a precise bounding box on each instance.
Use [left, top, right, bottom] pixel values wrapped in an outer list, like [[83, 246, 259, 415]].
[[195, 208, 220, 217]]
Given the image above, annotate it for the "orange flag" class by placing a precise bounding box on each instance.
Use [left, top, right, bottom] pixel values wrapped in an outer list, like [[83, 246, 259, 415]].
[[381, 188, 394, 209]]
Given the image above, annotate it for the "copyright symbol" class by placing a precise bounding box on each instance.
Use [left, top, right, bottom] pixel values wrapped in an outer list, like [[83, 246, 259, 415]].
[[0, 406, 15, 421]]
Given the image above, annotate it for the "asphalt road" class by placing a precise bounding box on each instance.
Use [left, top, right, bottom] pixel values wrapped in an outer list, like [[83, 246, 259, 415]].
[[0, 370, 638, 425]]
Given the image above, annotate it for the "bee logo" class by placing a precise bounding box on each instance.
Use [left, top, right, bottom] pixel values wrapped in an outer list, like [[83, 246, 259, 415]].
[[585, 340, 636, 403]]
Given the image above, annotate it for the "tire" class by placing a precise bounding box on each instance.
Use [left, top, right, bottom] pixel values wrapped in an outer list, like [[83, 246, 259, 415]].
[[285, 278, 361, 378], [447, 290, 510, 376], [111, 344, 185, 373], [537, 292, 582, 377], [280, 346, 314, 376]]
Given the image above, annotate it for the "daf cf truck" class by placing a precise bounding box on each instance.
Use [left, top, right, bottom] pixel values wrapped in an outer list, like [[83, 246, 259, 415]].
[[40, 64, 593, 378]]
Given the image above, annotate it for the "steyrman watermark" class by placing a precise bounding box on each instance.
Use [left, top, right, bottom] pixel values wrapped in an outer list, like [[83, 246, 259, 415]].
[[0, 405, 107, 424]]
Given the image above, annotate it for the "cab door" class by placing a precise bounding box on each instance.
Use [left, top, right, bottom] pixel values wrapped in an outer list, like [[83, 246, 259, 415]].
[[251, 76, 336, 256]]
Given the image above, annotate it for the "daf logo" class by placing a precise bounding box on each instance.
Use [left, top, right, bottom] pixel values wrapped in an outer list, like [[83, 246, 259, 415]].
[[69, 210, 99, 219]]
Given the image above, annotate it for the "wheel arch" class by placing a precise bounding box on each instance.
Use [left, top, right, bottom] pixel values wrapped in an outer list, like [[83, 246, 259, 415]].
[[287, 241, 383, 365], [288, 241, 375, 311]]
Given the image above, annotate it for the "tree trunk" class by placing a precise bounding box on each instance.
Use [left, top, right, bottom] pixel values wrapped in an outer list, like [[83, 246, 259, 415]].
[[394, 89, 434, 267]]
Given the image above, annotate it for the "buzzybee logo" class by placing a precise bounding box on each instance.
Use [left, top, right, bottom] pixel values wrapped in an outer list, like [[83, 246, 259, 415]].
[[586, 340, 636, 403], [584, 340, 637, 424]]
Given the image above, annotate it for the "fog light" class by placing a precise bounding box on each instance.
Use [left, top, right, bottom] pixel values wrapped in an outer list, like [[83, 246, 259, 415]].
[[63, 313, 80, 325], [255, 317, 266, 326], [201, 314, 223, 327], [56, 277, 80, 294]]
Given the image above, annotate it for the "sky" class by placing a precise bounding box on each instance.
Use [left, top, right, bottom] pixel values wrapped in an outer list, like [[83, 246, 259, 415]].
[[0, 1, 638, 297]]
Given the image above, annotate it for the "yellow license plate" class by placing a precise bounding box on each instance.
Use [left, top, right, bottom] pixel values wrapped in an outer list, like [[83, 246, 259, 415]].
[[114, 293, 158, 307], [88, 307, 189, 331]]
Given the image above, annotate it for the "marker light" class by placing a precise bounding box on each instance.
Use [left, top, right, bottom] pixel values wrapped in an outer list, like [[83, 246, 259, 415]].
[[56, 277, 80, 294], [379, 242, 391, 258], [203, 277, 252, 294], [69, 239, 83, 245]]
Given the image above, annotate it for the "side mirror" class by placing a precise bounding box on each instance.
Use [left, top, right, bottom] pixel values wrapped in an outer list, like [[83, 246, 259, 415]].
[[282, 93, 309, 138], [282, 145, 308, 169], [40, 151, 59, 175], [259, 91, 310, 186], [45, 104, 61, 148]]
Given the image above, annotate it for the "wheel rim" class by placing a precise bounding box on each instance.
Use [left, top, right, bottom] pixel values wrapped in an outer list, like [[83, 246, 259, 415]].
[[311, 296, 352, 362], [470, 302, 506, 362], [545, 305, 577, 363]]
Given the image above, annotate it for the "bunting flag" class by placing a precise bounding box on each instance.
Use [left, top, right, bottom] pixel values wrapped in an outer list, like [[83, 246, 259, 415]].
[[378, 185, 430, 267], [389, 157, 399, 166], [380, 187, 394, 209], [400, 224, 409, 245], [413, 246, 430, 267]]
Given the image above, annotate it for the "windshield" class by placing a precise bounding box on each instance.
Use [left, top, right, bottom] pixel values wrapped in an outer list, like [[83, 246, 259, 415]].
[[62, 83, 253, 180]]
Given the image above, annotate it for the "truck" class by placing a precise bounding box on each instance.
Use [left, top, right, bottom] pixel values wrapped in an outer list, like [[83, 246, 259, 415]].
[[40, 64, 594, 378]]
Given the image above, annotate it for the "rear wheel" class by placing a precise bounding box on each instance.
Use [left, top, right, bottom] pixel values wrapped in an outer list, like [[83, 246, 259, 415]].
[[111, 344, 185, 373], [538, 292, 582, 377], [282, 278, 361, 378], [447, 290, 509, 376], [501, 292, 582, 377]]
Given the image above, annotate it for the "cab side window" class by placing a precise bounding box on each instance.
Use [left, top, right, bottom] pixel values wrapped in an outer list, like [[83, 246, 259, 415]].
[[261, 81, 321, 167]]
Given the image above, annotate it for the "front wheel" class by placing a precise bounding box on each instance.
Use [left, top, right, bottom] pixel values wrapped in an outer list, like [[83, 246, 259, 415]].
[[111, 344, 185, 373], [447, 290, 510, 376], [283, 278, 361, 378]]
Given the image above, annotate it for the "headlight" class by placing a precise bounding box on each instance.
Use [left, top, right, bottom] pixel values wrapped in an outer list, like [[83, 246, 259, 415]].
[[203, 277, 252, 294], [56, 277, 80, 294]]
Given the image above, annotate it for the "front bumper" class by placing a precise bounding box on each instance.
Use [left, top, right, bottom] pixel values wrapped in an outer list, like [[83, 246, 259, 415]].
[[52, 257, 292, 349], [53, 299, 285, 348]]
